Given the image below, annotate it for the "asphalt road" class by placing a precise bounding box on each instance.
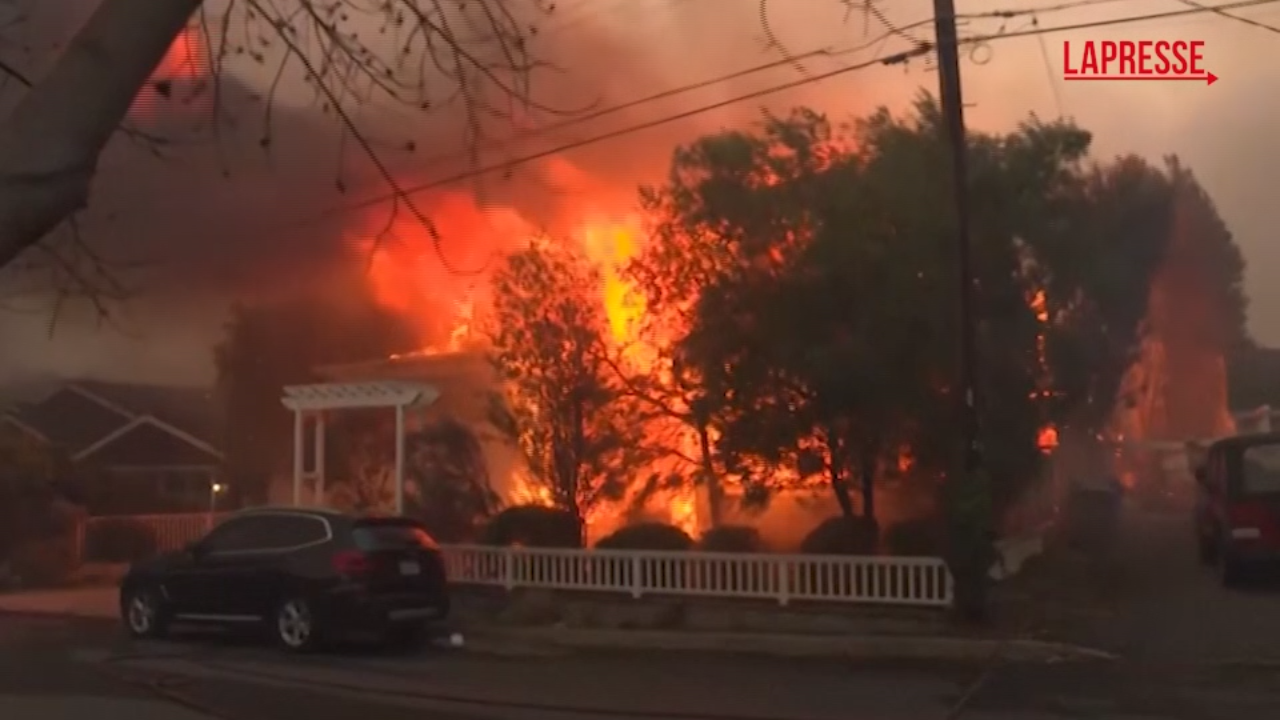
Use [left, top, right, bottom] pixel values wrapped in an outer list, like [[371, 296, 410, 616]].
[[2, 611, 1280, 720]]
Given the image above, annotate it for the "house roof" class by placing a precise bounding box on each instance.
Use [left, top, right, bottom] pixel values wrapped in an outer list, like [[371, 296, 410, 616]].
[[2, 380, 221, 461], [73, 380, 219, 447]]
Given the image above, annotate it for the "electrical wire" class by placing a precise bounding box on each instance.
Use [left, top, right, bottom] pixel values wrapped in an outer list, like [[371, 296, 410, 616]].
[[966, 0, 1280, 42], [286, 0, 1156, 190], [1175, 0, 1280, 34], [272, 0, 1279, 231], [1032, 15, 1068, 118], [271, 43, 934, 230], [384, 45, 850, 177]]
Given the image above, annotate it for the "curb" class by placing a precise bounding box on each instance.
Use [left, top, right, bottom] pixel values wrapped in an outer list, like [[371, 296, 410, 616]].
[[0, 606, 1117, 665], [462, 626, 1119, 663]]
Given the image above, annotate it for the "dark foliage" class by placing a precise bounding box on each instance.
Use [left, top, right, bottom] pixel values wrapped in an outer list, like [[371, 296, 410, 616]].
[[595, 522, 694, 551], [479, 504, 583, 548], [884, 516, 947, 557], [799, 516, 879, 555], [697, 525, 763, 553]]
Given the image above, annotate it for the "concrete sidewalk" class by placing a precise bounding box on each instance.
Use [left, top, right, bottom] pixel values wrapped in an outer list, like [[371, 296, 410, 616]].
[[0, 585, 1113, 664], [0, 586, 117, 620]]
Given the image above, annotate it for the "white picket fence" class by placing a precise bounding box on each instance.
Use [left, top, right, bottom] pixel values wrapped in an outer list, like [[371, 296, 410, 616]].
[[78, 512, 954, 608], [442, 544, 952, 607]]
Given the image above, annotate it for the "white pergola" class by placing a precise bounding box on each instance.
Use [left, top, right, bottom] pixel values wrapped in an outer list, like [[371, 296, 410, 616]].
[[281, 381, 441, 513]]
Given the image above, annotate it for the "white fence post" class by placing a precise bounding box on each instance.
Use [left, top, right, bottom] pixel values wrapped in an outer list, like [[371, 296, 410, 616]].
[[502, 546, 515, 590], [777, 558, 790, 606], [630, 555, 643, 598]]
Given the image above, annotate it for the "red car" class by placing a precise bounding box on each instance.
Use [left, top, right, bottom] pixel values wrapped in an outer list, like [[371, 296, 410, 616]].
[[1195, 433, 1280, 586]]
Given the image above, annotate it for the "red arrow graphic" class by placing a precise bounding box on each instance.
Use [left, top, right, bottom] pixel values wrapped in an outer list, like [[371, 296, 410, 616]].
[[1062, 72, 1217, 85]]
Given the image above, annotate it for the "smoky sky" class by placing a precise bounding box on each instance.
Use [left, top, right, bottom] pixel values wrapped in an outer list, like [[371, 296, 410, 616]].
[[0, 0, 1278, 387]]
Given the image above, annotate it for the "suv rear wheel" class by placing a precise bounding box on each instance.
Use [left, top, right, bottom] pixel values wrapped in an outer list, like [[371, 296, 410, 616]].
[[275, 596, 322, 652], [121, 585, 170, 639]]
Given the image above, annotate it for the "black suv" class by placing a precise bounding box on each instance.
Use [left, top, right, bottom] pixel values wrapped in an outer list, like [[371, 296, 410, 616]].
[[119, 507, 450, 652]]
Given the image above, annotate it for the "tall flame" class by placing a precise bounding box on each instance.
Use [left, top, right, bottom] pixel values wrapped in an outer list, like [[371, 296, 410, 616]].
[[355, 164, 700, 537]]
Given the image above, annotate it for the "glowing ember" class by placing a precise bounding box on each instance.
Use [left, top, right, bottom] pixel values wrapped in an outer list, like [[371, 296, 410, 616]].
[[1028, 288, 1059, 452], [1037, 425, 1060, 451]]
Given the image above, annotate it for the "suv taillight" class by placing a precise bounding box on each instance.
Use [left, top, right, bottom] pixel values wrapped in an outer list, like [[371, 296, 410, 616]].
[[332, 550, 372, 577]]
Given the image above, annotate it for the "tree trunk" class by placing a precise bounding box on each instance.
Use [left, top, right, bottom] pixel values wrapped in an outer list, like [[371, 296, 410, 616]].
[[858, 443, 878, 527], [0, 0, 202, 267], [829, 466, 856, 519], [695, 423, 723, 527]]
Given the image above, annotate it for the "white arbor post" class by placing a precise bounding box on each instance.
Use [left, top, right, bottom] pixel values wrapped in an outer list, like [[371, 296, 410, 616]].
[[292, 408, 304, 507], [281, 381, 440, 513], [313, 411, 326, 504]]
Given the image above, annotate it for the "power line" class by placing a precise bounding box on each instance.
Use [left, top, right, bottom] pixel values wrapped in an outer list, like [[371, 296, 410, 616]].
[[965, 0, 1280, 42], [395, 46, 848, 175], [289, 0, 1141, 203], [280, 46, 931, 229], [276, 0, 1279, 230], [1175, 0, 1280, 34]]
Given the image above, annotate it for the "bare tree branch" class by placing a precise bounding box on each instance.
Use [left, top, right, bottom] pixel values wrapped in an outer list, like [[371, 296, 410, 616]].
[[0, 0, 560, 311]]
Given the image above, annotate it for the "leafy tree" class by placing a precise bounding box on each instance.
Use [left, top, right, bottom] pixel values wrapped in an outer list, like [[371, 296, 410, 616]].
[[487, 240, 634, 532], [649, 107, 958, 529], [646, 97, 1240, 617], [212, 280, 417, 503], [633, 109, 852, 520]]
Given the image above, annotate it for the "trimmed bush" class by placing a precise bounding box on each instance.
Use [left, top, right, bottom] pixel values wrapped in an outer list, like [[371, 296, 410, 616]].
[[698, 525, 763, 553], [884, 516, 946, 556], [799, 516, 879, 555], [595, 522, 694, 551], [84, 518, 158, 563], [479, 505, 583, 548]]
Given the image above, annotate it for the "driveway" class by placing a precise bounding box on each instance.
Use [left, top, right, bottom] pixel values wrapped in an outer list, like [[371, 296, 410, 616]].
[[1006, 502, 1280, 666]]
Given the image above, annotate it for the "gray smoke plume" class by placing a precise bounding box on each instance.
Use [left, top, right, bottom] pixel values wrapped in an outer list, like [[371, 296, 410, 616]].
[[0, 0, 1275, 387]]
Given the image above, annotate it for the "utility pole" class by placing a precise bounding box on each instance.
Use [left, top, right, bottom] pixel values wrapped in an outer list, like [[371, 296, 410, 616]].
[[932, 0, 988, 620]]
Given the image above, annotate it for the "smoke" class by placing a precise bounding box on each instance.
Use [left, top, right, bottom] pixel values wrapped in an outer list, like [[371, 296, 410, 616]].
[[0, 0, 875, 383], [0, 0, 1275, 385]]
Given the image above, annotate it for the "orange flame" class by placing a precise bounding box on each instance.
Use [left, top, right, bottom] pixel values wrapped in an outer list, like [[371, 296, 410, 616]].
[[355, 163, 700, 538], [1030, 288, 1059, 452]]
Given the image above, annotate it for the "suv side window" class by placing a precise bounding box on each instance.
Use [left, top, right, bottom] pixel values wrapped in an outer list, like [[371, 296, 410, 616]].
[[202, 516, 277, 553], [258, 514, 330, 549]]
